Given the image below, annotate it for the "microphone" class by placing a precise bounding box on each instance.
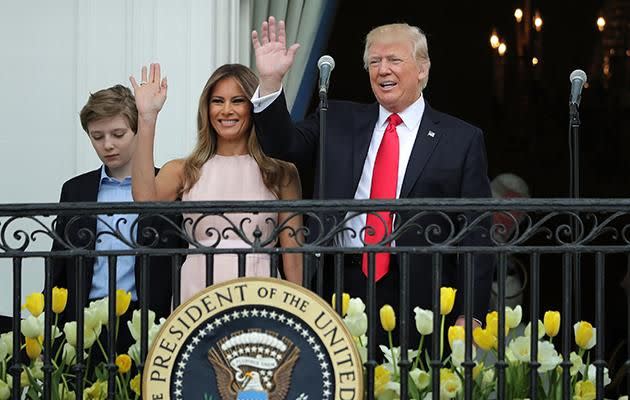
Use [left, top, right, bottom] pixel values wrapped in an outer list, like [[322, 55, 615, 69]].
[[317, 55, 335, 96], [569, 69, 587, 106]]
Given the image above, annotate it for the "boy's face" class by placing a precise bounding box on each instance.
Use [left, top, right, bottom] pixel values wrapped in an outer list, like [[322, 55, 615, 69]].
[[86, 115, 137, 178]]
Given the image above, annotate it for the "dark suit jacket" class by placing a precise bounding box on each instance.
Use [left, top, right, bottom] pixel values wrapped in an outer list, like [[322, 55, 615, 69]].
[[51, 168, 180, 323], [253, 92, 494, 318]]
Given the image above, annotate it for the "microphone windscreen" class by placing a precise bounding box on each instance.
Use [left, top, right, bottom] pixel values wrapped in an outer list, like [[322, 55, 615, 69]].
[[569, 69, 587, 83], [318, 55, 335, 70]]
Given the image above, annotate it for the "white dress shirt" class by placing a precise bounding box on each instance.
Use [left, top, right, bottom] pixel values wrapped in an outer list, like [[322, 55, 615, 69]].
[[341, 96, 425, 247], [251, 87, 426, 247]]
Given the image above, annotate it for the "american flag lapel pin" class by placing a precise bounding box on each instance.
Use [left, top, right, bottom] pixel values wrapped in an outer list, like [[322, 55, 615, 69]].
[[428, 130, 435, 137]]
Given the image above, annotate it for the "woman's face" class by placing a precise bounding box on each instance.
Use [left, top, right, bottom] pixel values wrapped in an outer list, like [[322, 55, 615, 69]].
[[208, 77, 252, 145]]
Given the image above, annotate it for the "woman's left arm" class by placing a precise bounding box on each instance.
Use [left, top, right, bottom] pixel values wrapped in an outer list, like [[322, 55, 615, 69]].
[[278, 163, 304, 285]]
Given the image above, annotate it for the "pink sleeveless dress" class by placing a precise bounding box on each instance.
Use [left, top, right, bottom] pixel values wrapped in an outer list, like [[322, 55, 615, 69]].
[[180, 154, 277, 302]]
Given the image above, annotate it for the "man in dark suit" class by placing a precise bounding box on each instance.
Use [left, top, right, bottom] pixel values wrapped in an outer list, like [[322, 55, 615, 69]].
[[52, 85, 179, 354], [250, 18, 493, 343]]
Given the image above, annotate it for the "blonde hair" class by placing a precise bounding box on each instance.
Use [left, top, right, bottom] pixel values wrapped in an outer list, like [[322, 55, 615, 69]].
[[363, 23, 431, 90], [181, 64, 292, 198]]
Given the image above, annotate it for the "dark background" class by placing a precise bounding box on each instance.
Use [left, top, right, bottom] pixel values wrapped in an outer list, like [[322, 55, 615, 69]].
[[305, 0, 630, 393]]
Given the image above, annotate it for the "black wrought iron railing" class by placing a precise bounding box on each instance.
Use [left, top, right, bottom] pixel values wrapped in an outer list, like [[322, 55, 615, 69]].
[[0, 198, 628, 399]]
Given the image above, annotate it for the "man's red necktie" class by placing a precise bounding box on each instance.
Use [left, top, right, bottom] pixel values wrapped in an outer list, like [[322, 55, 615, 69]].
[[362, 113, 402, 281]]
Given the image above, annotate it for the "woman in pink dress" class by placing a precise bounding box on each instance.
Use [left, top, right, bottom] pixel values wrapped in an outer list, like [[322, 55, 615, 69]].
[[129, 63, 303, 303]]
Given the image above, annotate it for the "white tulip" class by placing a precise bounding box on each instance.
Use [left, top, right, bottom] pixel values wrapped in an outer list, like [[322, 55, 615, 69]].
[[507, 336, 561, 373], [379, 345, 418, 367], [409, 368, 431, 390], [508, 336, 531, 362], [505, 346, 517, 363], [413, 307, 433, 335], [587, 364, 611, 387], [537, 341, 562, 373], [505, 305, 522, 329], [21, 315, 44, 338], [60, 343, 87, 366], [127, 313, 164, 365], [0, 342, 7, 363], [451, 339, 476, 368], [482, 368, 495, 385], [127, 309, 157, 342], [524, 320, 545, 340], [357, 346, 367, 364], [0, 333, 12, 358], [569, 352, 584, 376], [88, 298, 109, 327], [128, 342, 141, 365], [344, 313, 367, 338], [346, 297, 366, 316], [63, 321, 100, 349], [0, 379, 9, 400], [376, 381, 400, 400], [62, 343, 76, 364]]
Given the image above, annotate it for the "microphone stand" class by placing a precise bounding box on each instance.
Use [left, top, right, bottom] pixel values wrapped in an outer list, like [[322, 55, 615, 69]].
[[316, 89, 328, 296], [319, 90, 328, 200], [569, 101, 581, 321]]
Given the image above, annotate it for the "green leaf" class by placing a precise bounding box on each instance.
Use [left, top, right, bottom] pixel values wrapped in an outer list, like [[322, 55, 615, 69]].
[[408, 375, 420, 399]]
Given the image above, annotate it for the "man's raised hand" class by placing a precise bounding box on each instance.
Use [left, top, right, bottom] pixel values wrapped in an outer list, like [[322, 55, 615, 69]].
[[251, 16, 300, 95]]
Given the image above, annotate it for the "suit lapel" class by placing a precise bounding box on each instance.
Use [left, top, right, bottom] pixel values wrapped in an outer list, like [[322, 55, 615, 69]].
[[351, 103, 379, 194], [400, 102, 442, 198], [77, 168, 102, 202]]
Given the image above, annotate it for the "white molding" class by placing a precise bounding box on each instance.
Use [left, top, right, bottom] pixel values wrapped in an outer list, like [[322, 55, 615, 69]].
[[74, 0, 90, 175]]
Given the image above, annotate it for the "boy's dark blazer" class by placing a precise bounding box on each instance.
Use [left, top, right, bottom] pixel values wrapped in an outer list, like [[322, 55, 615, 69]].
[[51, 167, 181, 322]]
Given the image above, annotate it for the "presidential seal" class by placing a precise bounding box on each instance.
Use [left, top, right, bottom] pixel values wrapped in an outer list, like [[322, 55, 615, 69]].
[[143, 278, 364, 399]]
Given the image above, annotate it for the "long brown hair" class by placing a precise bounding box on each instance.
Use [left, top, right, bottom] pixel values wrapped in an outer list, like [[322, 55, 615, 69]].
[[181, 64, 292, 198]]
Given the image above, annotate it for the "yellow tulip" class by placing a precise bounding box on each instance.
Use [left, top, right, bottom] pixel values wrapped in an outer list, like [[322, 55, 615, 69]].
[[130, 373, 141, 395], [116, 354, 132, 374], [84, 380, 107, 399], [473, 327, 497, 351], [574, 321, 596, 350], [448, 325, 465, 348], [22, 293, 44, 317], [379, 305, 396, 332], [52, 287, 68, 314], [440, 287, 457, 315], [486, 311, 509, 338], [331, 292, 350, 316], [25, 336, 42, 360], [574, 380, 596, 400], [116, 289, 132, 317], [473, 362, 484, 380], [543, 311, 560, 337], [374, 365, 391, 396]]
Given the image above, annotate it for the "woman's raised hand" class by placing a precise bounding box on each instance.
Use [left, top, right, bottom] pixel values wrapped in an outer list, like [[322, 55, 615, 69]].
[[129, 63, 168, 118], [251, 16, 300, 95]]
